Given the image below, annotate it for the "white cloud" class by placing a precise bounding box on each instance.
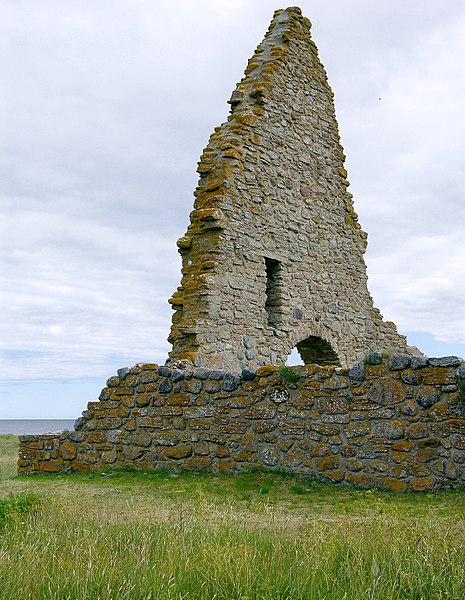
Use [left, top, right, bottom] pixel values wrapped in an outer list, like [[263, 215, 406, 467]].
[[1, 0, 465, 407], [335, 11, 465, 340]]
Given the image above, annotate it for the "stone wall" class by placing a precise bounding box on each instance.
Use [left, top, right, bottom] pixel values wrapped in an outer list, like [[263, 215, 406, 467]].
[[19, 355, 465, 491], [168, 6, 409, 372]]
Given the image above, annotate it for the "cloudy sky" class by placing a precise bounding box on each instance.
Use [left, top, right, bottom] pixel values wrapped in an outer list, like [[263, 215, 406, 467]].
[[1, 0, 465, 418]]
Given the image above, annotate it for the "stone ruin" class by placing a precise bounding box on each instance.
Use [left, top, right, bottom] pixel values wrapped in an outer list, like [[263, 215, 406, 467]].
[[19, 7, 465, 491], [167, 6, 410, 372]]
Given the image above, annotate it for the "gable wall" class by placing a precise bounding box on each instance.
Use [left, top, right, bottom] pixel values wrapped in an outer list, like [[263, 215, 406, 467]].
[[168, 7, 408, 372]]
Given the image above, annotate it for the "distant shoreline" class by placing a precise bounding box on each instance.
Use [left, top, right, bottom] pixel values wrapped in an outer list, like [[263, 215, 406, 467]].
[[0, 419, 75, 436]]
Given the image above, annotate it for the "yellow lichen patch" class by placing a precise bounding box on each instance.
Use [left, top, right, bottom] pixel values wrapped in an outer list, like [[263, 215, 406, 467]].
[[232, 113, 257, 126], [255, 365, 278, 377], [168, 292, 184, 306], [245, 60, 260, 75], [194, 208, 224, 222], [219, 137, 242, 150], [223, 148, 242, 160], [200, 260, 216, 271], [176, 235, 192, 250], [181, 351, 197, 364], [197, 162, 214, 174], [345, 213, 360, 230], [270, 47, 286, 60]]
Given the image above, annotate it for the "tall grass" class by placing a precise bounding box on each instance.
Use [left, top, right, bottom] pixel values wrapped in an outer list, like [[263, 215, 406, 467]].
[[1, 436, 465, 598], [0, 434, 19, 478], [0, 493, 40, 530], [2, 508, 465, 599]]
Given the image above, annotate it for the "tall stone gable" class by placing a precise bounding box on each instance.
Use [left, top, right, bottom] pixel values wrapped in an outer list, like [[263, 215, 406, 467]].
[[168, 6, 408, 371]]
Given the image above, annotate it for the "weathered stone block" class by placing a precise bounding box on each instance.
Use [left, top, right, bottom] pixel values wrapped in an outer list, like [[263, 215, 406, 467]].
[[345, 422, 371, 438], [315, 455, 339, 472], [215, 444, 230, 458], [365, 352, 382, 366], [415, 386, 441, 409], [368, 379, 404, 406], [410, 477, 434, 491], [258, 445, 280, 466], [428, 357, 462, 368], [325, 397, 349, 414], [60, 442, 78, 461], [165, 445, 193, 459], [158, 379, 173, 394], [310, 423, 339, 436], [348, 363, 365, 381], [98, 418, 122, 430], [401, 399, 417, 416], [407, 422, 430, 439], [310, 443, 331, 457], [366, 364, 388, 377], [243, 406, 276, 420], [123, 446, 144, 461], [218, 459, 236, 472], [284, 450, 305, 467], [133, 431, 152, 447], [167, 393, 191, 406], [345, 472, 376, 489], [136, 394, 152, 407], [401, 370, 421, 386], [388, 354, 411, 371], [445, 419, 465, 435], [421, 368, 455, 386], [409, 355, 428, 369], [324, 470, 345, 483], [340, 445, 357, 457], [136, 416, 163, 428], [40, 459, 64, 473], [153, 432, 179, 446], [383, 420, 404, 440], [379, 477, 407, 492], [392, 440, 412, 452], [182, 457, 212, 471], [255, 366, 277, 378], [253, 421, 276, 434], [345, 459, 363, 472], [224, 373, 240, 391], [102, 450, 117, 464]]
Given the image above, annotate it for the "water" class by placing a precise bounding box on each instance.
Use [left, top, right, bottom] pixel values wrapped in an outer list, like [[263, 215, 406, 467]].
[[0, 420, 75, 436]]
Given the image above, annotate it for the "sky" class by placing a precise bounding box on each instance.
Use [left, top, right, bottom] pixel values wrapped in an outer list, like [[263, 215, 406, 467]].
[[1, 0, 465, 418]]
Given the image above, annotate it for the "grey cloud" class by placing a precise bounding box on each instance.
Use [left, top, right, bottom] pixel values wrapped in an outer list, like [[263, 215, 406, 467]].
[[1, 0, 465, 387]]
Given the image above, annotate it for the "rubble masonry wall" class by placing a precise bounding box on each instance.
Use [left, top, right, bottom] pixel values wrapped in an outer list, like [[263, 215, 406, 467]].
[[19, 355, 465, 492]]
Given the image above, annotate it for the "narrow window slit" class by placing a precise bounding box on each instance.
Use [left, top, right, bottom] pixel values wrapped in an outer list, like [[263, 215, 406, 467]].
[[265, 257, 283, 327]]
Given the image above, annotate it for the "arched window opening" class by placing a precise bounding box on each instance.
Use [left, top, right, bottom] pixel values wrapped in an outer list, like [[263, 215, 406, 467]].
[[295, 336, 341, 366]]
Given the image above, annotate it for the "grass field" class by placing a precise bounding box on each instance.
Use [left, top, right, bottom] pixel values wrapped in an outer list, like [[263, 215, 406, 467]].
[[1, 434, 465, 599]]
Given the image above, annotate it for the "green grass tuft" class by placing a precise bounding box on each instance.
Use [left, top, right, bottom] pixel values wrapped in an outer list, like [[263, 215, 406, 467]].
[[277, 362, 299, 383], [0, 493, 41, 530]]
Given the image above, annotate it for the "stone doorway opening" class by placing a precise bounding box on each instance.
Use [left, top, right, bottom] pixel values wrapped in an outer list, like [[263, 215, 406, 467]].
[[289, 336, 341, 366]]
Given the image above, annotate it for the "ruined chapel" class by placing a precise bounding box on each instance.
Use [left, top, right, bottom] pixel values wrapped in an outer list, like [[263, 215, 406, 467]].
[[167, 6, 408, 371], [19, 7, 465, 492]]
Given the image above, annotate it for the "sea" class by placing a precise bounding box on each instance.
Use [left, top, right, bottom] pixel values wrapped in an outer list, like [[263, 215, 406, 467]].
[[0, 420, 75, 436]]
